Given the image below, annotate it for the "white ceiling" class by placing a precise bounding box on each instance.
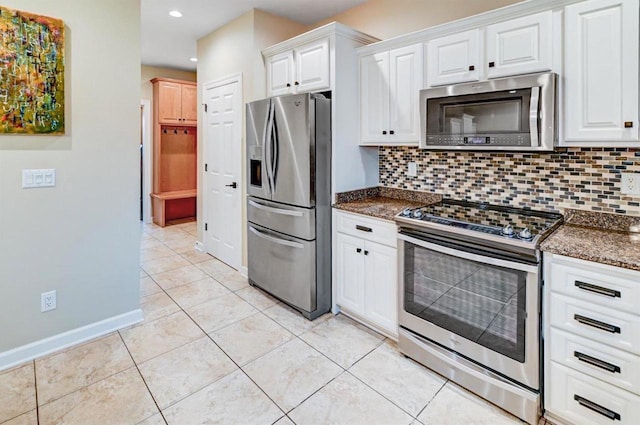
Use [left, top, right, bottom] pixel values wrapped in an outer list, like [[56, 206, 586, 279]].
[[141, 0, 367, 71]]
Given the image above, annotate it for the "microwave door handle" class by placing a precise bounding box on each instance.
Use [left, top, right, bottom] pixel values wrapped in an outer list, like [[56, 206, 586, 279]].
[[529, 86, 540, 147]]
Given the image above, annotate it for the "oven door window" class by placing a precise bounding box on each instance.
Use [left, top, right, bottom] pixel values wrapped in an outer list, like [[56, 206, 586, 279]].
[[404, 242, 526, 362]]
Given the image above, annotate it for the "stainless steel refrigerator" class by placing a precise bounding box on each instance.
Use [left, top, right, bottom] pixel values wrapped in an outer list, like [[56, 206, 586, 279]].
[[246, 93, 331, 320]]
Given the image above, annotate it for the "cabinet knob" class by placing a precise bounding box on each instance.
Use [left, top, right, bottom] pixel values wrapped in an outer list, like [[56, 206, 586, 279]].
[[294, 81, 299, 86], [364, 250, 369, 256], [286, 83, 291, 87], [389, 130, 395, 135], [356, 248, 362, 253], [468, 65, 475, 71], [382, 130, 387, 135], [488, 61, 495, 68], [624, 121, 633, 128]]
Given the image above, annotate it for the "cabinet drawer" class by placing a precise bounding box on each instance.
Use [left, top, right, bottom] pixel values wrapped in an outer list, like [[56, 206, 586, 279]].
[[548, 362, 640, 425], [335, 211, 397, 247], [549, 293, 640, 355], [550, 257, 640, 314], [550, 328, 640, 395]]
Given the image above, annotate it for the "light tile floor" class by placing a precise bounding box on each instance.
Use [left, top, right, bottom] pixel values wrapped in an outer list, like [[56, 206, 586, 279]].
[[0, 221, 542, 425]]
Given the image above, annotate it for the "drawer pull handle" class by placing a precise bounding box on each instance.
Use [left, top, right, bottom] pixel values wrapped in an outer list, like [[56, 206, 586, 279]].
[[574, 395, 621, 421], [574, 351, 621, 373], [356, 225, 373, 233], [574, 314, 621, 334], [575, 280, 621, 298]]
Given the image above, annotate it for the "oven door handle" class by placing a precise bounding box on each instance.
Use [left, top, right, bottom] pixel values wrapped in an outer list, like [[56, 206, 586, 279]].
[[398, 233, 539, 274]]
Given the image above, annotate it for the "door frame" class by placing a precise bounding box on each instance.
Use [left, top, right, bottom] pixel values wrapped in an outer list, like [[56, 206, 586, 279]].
[[140, 99, 152, 223], [202, 72, 243, 270]]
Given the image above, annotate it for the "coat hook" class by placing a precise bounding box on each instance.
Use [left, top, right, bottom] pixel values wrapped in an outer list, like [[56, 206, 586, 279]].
[[163, 128, 167, 134], [184, 128, 188, 135], [174, 128, 178, 134]]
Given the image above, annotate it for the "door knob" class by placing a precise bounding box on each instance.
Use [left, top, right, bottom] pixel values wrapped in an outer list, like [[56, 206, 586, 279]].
[[225, 182, 237, 189]]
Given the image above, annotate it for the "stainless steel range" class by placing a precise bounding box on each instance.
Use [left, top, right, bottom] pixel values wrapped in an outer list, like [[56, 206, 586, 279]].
[[395, 199, 562, 425]]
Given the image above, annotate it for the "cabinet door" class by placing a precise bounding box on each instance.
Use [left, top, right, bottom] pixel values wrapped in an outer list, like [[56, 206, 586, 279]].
[[564, 0, 639, 142], [181, 85, 198, 125], [294, 38, 330, 94], [486, 11, 552, 78], [266, 51, 294, 97], [336, 233, 365, 315], [157, 81, 182, 124], [427, 29, 481, 86], [389, 44, 423, 144], [364, 241, 398, 336], [360, 52, 390, 144]]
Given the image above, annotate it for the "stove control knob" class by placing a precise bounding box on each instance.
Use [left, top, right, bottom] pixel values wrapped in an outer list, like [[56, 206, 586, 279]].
[[412, 209, 423, 219], [401, 208, 412, 217], [518, 228, 532, 240], [502, 224, 514, 236]]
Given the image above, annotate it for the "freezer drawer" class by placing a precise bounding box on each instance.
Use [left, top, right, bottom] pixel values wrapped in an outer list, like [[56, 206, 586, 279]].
[[247, 197, 315, 240], [247, 223, 316, 313]]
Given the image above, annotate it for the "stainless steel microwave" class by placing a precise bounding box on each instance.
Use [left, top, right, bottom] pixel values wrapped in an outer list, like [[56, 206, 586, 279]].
[[420, 72, 557, 151]]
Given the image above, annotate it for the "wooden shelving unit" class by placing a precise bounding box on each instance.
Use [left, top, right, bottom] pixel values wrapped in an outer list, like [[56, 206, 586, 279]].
[[150, 78, 197, 227]]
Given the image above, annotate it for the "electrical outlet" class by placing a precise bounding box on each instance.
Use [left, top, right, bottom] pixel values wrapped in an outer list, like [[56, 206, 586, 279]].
[[41, 290, 57, 312], [621, 173, 640, 195], [408, 162, 417, 177]]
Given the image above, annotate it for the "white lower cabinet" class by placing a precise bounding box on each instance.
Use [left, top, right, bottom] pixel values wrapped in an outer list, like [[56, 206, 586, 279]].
[[545, 254, 640, 425], [334, 210, 398, 339]]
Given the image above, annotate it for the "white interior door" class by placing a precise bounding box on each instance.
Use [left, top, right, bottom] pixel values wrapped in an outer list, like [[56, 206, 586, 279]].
[[204, 76, 242, 269]]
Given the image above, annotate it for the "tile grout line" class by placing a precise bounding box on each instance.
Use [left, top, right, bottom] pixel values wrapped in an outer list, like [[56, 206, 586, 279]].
[[116, 331, 169, 425], [32, 360, 40, 425], [414, 377, 449, 420]]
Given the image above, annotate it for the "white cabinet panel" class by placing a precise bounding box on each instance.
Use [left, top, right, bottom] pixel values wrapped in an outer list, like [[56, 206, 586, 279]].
[[295, 38, 330, 93], [427, 29, 481, 86], [266, 52, 294, 96], [363, 241, 398, 336], [265, 38, 330, 96], [360, 52, 390, 144], [486, 11, 552, 78], [548, 362, 640, 425], [389, 44, 423, 143], [564, 0, 639, 142], [360, 44, 422, 145], [336, 233, 365, 315]]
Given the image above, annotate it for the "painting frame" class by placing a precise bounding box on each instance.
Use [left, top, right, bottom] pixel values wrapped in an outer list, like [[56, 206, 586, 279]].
[[0, 6, 65, 135]]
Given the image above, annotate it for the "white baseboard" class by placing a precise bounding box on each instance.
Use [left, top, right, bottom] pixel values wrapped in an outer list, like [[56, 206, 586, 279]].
[[240, 266, 248, 278], [0, 309, 143, 372]]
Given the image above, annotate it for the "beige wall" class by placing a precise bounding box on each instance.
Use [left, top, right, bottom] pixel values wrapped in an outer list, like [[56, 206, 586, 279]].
[[196, 10, 306, 267], [311, 0, 524, 40], [141, 65, 196, 103], [0, 0, 141, 354]]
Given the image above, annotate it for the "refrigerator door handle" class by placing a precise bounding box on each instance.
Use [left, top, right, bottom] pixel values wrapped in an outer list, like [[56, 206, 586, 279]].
[[264, 101, 275, 195], [248, 226, 304, 249], [248, 200, 304, 217], [272, 105, 279, 191]]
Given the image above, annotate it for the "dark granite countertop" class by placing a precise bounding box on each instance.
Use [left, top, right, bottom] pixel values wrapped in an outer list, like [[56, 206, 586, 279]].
[[541, 209, 640, 271], [333, 187, 441, 221]]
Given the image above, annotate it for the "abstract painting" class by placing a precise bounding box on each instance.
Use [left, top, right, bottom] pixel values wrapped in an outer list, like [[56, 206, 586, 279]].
[[0, 6, 65, 134]]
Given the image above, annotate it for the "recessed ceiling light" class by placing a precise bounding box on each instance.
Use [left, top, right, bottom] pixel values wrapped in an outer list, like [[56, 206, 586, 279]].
[[169, 10, 182, 18], [189, 57, 198, 62]]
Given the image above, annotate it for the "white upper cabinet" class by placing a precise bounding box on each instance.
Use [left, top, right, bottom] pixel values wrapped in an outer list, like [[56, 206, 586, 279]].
[[360, 44, 423, 145], [266, 52, 294, 97], [427, 29, 481, 86], [564, 0, 639, 143], [486, 11, 553, 78], [266, 38, 330, 96]]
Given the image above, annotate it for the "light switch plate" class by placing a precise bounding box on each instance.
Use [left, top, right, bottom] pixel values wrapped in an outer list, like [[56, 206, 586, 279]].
[[22, 169, 56, 188]]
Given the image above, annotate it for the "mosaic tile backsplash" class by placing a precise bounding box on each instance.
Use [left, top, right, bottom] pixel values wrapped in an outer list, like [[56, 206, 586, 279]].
[[379, 147, 640, 215]]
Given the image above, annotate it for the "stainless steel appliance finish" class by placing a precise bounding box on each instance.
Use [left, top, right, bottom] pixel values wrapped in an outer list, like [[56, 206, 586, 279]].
[[419, 72, 557, 151], [246, 93, 331, 320], [396, 200, 562, 424]]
